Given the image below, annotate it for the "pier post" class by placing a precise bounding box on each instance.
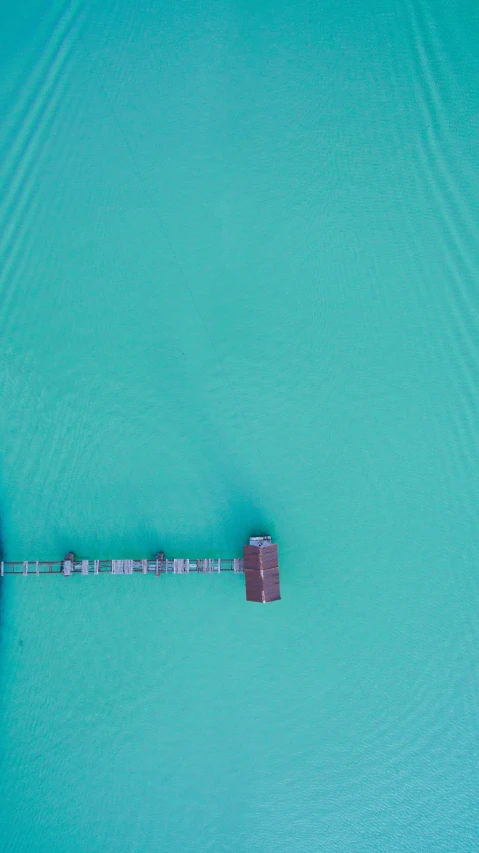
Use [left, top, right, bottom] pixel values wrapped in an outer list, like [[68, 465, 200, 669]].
[[63, 552, 75, 576]]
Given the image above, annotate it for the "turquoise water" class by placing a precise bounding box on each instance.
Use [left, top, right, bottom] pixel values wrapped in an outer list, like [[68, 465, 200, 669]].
[[1, 0, 479, 850]]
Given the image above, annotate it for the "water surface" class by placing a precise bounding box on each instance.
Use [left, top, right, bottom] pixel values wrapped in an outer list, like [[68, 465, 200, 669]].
[[1, 1, 479, 850]]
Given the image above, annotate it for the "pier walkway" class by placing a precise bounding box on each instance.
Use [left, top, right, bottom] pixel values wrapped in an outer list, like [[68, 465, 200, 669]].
[[0, 557, 244, 576]]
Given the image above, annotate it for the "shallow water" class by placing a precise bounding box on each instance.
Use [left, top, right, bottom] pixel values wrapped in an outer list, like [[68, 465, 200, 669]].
[[1, 1, 479, 851]]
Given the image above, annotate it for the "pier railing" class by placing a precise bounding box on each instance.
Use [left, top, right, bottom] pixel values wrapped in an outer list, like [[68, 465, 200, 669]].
[[0, 558, 244, 576]]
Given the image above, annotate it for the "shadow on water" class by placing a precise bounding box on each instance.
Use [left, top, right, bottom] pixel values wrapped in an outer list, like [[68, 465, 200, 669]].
[[129, 346, 273, 557], [156, 350, 272, 555], [132, 416, 270, 557]]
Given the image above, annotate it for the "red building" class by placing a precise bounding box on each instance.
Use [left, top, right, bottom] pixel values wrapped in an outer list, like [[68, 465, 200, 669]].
[[243, 536, 281, 603]]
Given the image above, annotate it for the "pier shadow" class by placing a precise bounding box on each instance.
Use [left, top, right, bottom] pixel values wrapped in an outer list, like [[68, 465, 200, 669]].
[[127, 430, 270, 558], [136, 480, 270, 557], [171, 376, 270, 554], [135, 344, 274, 557]]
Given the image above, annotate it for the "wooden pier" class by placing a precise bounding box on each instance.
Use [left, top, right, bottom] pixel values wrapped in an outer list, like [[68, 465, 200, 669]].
[[0, 537, 281, 603]]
